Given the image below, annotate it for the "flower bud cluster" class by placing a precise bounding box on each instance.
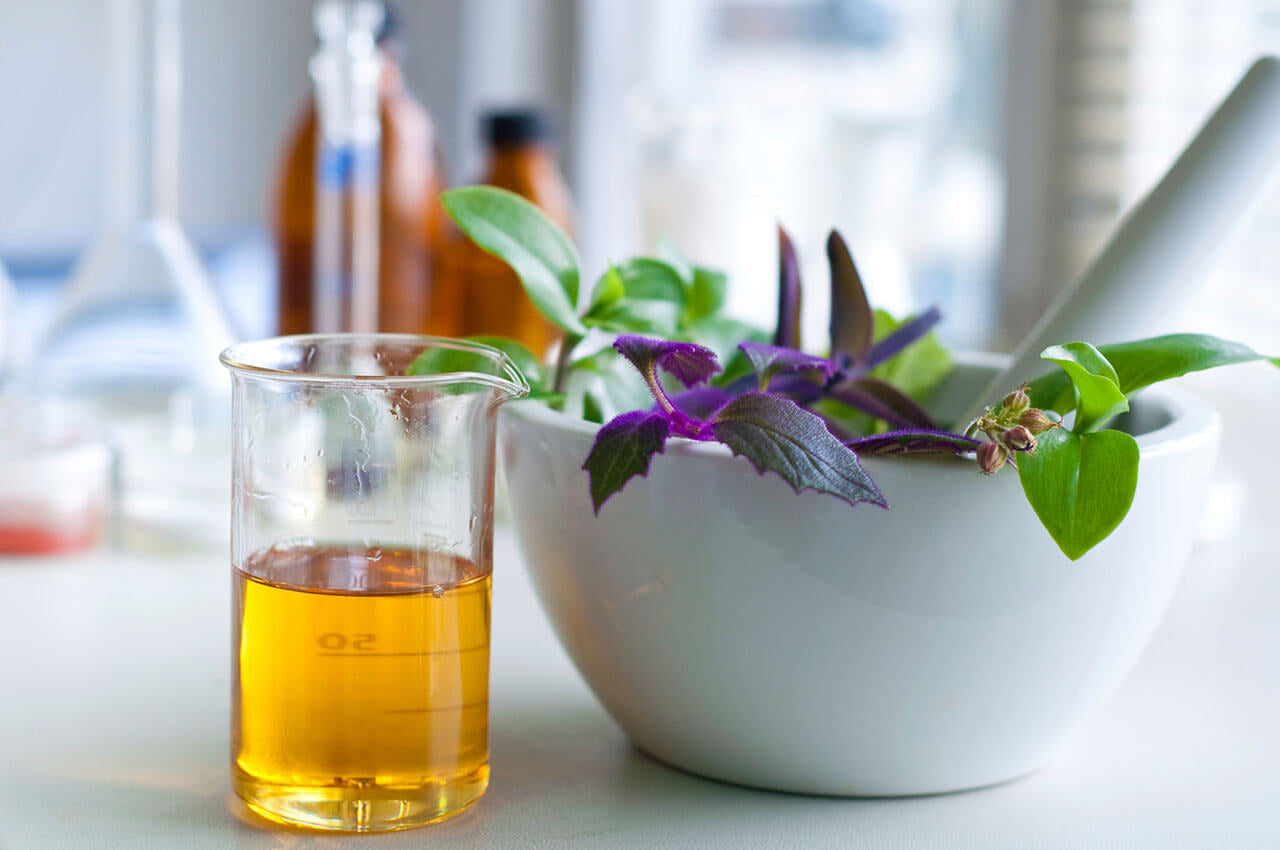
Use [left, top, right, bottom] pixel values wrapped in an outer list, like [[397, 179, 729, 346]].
[[976, 441, 1007, 475], [966, 383, 1060, 475], [1001, 425, 1035, 451]]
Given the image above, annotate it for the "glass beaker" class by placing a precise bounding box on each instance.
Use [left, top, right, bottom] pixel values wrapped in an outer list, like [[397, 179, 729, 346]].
[[220, 334, 527, 832]]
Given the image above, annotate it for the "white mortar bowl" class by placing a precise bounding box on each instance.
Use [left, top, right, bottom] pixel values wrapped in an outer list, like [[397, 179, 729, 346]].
[[499, 357, 1220, 795]]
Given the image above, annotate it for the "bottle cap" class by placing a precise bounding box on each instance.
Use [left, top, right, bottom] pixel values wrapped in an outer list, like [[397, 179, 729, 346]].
[[483, 109, 554, 148], [376, 2, 399, 45]]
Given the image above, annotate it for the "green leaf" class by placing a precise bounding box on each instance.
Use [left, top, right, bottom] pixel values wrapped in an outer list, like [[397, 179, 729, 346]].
[[710, 392, 887, 508], [683, 267, 727, 326], [868, 309, 953, 401], [441, 186, 586, 335], [601, 258, 686, 304], [583, 259, 687, 335], [1101, 334, 1280, 392], [585, 299, 682, 336], [715, 351, 758, 389], [1028, 333, 1280, 414], [1041, 342, 1129, 433], [582, 411, 670, 514], [582, 392, 605, 424], [587, 266, 626, 314], [566, 345, 618, 375], [1016, 427, 1139, 561]]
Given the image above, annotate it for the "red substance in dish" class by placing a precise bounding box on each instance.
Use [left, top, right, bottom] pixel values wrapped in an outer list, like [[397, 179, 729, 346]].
[[0, 516, 101, 555]]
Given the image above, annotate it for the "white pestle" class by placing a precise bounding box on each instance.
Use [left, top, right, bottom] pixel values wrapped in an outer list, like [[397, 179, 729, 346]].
[[960, 55, 1280, 425]]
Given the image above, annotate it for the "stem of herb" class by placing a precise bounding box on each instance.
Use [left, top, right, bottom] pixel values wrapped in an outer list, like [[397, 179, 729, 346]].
[[644, 365, 675, 414], [551, 334, 582, 394]]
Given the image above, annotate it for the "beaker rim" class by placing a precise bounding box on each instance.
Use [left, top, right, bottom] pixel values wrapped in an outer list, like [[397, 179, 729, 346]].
[[219, 333, 531, 398]]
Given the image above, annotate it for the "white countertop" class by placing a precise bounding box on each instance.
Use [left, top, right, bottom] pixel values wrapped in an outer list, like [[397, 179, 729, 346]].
[[3, 401, 1280, 849]]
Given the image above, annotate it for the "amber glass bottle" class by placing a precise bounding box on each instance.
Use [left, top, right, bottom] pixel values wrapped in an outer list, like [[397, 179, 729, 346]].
[[274, 19, 447, 335], [431, 109, 574, 355]]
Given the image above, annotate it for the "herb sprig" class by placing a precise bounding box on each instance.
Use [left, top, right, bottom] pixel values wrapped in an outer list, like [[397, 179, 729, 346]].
[[412, 186, 1280, 561], [1008, 335, 1279, 558], [430, 188, 759, 417], [581, 335, 888, 514]]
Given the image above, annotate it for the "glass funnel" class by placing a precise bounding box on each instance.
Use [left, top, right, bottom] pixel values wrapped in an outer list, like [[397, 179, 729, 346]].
[[220, 334, 527, 832], [34, 0, 235, 407], [29, 0, 237, 548]]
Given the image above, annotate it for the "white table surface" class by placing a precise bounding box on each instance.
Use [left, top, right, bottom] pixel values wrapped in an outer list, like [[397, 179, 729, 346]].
[[3, 424, 1279, 849]]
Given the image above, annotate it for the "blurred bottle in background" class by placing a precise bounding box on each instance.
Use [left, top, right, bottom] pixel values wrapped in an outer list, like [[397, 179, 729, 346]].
[[431, 109, 574, 356], [275, 0, 448, 335]]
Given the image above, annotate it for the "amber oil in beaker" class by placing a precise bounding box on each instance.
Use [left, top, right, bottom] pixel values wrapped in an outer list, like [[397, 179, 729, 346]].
[[232, 543, 490, 831]]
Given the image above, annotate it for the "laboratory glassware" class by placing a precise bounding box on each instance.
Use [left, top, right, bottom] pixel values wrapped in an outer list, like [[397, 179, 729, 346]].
[[276, 0, 448, 336], [28, 0, 237, 549], [221, 333, 527, 832], [0, 254, 111, 555], [32, 0, 235, 413], [0, 396, 112, 555]]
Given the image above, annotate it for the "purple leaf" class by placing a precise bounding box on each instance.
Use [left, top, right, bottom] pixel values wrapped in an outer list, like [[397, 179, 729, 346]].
[[582, 411, 671, 514], [667, 385, 736, 420], [846, 429, 979, 457], [739, 342, 836, 390], [827, 376, 937, 430], [866, 306, 943, 368], [710, 392, 887, 508], [613, 335, 722, 388], [667, 407, 718, 441], [761, 371, 826, 405], [827, 230, 873, 364], [774, 227, 803, 349]]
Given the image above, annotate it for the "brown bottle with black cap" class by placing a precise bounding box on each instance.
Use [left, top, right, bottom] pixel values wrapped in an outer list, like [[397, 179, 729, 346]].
[[431, 108, 574, 354]]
